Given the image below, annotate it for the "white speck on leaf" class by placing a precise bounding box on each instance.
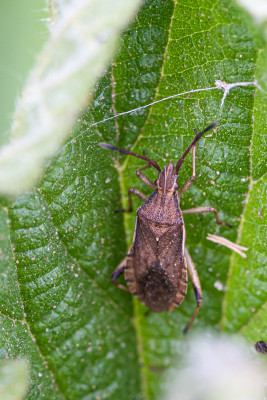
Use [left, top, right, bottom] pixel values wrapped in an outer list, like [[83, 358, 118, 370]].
[[214, 281, 224, 291]]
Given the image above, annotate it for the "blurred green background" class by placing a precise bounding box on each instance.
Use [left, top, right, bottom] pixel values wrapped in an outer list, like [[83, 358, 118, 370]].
[[0, 1, 48, 146]]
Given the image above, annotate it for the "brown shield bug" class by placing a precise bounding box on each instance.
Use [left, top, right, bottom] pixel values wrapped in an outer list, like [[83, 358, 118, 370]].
[[100, 122, 231, 333]]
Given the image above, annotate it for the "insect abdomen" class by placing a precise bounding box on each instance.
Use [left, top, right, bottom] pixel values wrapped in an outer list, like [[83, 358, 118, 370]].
[[137, 260, 177, 312]]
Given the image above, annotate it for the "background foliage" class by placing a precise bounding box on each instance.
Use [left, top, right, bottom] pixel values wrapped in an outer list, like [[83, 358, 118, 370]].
[[0, 0, 266, 399]]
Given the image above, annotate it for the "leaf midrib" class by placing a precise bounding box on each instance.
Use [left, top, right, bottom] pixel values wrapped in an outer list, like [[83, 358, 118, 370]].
[[113, 1, 177, 398]]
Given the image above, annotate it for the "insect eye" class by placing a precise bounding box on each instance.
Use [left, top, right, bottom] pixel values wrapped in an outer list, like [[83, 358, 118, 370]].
[[154, 179, 159, 185], [174, 183, 179, 190]]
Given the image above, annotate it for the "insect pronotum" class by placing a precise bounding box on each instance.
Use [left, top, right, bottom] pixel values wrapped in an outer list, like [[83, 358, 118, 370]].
[[100, 122, 231, 333]]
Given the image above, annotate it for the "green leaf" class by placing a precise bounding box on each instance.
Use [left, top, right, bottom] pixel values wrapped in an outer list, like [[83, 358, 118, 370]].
[[222, 43, 267, 336], [0, 359, 28, 400], [0, 1, 266, 399]]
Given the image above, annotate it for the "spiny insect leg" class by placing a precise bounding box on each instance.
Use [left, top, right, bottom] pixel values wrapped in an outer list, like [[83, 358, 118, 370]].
[[115, 188, 148, 213], [182, 206, 232, 227], [183, 248, 203, 335], [136, 163, 157, 190], [111, 257, 129, 292]]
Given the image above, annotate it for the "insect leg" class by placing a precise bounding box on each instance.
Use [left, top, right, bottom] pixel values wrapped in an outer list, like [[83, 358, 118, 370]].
[[183, 247, 203, 334], [179, 144, 196, 194], [136, 164, 157, 190], [115, 188, 148, 213], [182, 206, 232, 227], [111, 256, 129, 292]]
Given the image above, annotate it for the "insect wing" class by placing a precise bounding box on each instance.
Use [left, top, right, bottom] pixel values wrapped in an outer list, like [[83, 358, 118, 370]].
[[126, 192, 186, 312]]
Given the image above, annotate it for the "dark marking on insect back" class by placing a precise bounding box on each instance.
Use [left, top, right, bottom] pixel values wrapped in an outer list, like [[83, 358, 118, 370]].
[[138, 260, 177, 312]]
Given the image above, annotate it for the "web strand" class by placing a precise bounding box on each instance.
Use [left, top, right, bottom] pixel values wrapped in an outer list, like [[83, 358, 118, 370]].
[[87, 80, 265, 128]]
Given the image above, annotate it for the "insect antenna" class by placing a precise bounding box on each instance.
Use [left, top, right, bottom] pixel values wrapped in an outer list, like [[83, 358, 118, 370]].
[[175, 122, 217, 174], [99, 143, 161, 172]]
